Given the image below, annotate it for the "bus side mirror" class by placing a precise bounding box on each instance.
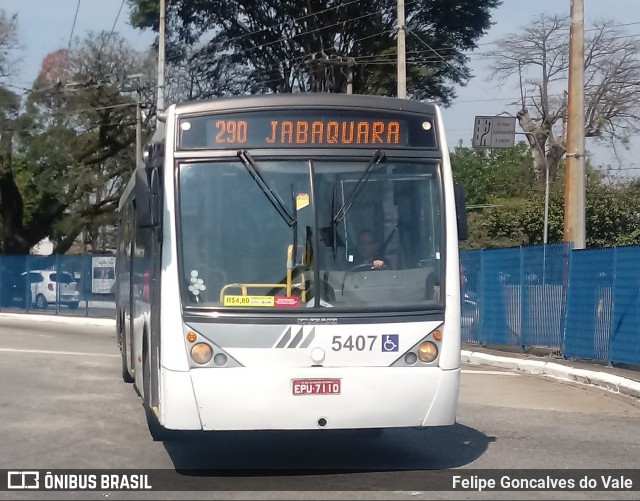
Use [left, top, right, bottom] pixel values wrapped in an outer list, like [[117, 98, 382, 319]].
[[135, 167, 162, 228], [454, 183, 468, 241], [135, 142, 164, 229]]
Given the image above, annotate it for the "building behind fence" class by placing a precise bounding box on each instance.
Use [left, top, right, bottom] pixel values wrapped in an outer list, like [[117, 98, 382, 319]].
[[1, 246, 639, 366]]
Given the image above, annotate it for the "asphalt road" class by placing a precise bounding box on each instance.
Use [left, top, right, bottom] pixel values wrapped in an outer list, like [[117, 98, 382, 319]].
[[0, 317, 639, 500]]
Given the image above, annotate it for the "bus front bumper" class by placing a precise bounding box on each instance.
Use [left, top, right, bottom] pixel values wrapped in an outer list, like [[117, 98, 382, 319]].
[[159, 366, 460, 431]]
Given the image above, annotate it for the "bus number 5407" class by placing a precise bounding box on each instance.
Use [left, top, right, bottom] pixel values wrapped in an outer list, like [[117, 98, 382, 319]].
[[332, 335, 376, 351]]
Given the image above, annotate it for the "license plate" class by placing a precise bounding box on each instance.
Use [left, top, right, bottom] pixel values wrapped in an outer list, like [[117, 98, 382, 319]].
[[292, 378, 341, 396]]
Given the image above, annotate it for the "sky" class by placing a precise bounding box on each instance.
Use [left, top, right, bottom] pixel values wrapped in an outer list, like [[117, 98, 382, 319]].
[[5, 0, 640, 173]]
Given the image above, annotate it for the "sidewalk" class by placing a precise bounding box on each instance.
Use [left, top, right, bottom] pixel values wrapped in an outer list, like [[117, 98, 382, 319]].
[[0, 311, 115, 327], [463, 343, 640, 399]]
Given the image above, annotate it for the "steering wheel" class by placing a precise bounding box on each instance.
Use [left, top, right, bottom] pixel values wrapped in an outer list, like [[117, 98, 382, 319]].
[[341, 262, 388, 296], [346, 263, 388, 273]]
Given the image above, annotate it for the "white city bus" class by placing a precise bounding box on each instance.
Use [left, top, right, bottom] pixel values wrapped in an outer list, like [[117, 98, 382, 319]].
[[116, 94, 467, 440]]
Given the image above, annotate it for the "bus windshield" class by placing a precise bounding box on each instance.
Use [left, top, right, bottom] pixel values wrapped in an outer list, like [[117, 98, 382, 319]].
[[178, 158, 443, 312]]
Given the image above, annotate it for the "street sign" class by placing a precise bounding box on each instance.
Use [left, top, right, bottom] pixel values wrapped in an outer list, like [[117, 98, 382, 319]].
[[472, 116, 516, 148]]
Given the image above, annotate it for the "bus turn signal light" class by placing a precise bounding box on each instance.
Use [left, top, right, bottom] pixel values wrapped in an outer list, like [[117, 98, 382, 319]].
[[417, 341, 438, 363], [186, 331, 197, 343], [190, 343, 213, 364], [432, 329, 442, 341]]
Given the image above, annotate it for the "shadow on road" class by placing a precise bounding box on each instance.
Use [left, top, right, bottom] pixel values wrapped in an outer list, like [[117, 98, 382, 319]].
[[158, 425, 494, 490]]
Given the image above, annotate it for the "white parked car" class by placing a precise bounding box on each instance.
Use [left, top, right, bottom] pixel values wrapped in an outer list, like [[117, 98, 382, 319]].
[[21, 270, 81, 310]]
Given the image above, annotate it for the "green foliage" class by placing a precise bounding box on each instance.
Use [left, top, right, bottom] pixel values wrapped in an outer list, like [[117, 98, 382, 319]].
[[451, 141, 534, 207], [585, 177, 640, 247], [452, 144, 640, 249], [0, 31, 155, 254]]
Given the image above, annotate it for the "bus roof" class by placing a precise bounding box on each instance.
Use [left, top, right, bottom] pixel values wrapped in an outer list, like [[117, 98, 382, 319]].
[[172, 93, 438, 117]]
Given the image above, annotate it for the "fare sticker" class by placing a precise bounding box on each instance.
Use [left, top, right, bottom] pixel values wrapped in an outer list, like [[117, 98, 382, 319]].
[[224, 295, 275, 307]]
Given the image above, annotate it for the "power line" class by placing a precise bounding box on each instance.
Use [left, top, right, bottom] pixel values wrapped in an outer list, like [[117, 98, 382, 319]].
[[40, 101, 138, 115], [103, 0, 126, 51], [355, 19, 640, 65], [67, 0, 81, 51], [217, 0, 367, 52], [186, 24, 448, 87], [218, 10, 393, 59], [14, 11, 640, 114], [181, 28, 395, 81], [172, 3, 416, 71], [162, 9, 640, 86], [168, 9, 640, 68], [174, 13, 640, 80], [164, 0, 372, 66]]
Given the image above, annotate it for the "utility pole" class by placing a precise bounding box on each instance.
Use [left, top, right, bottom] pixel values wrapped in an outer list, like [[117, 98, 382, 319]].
[[136, 87, 142, 164], [157, 0, 166, 112], [397, 0, 407, 99], [342, 56, 354, 94], [564, 0, 586, 248], [125, 74, 144, 166]]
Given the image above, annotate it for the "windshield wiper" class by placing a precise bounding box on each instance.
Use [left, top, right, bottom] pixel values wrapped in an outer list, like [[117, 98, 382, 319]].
[[238, 150, 296, 227], [291, 184, 298, 265], [332, 149, 385, 224]]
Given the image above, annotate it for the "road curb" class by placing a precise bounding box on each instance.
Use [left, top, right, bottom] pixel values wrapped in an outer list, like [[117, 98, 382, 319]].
[[462, 350, 640, 399], [0, 312, 115, 327]]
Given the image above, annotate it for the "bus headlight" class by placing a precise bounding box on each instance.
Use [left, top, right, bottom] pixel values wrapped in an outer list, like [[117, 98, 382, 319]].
[[417, 341, 438, 363], [190, 343, 213, 364]]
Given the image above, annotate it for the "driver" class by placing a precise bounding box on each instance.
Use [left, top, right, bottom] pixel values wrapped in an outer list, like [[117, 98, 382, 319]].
[[355, 229, 387, 269]]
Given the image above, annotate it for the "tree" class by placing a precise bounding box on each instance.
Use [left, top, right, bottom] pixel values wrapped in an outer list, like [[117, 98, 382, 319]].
[[451, 142, 545, 248], [0, 9, 18, 79], [0, 32, 156, 254], [0, 86, 24, 253], [451, 144, 640, 249], [451, 141, 535, 207], [128, 0, 501, 103], [0, 10, 22, 251], [486, 14, 640, 184]]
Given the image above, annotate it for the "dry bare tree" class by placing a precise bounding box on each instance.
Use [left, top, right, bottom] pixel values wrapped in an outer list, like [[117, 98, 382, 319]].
[[486, 14, 640, 183]]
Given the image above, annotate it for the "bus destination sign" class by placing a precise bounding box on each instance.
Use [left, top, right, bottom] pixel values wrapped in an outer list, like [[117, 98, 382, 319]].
[[178, 110, 437, 150]]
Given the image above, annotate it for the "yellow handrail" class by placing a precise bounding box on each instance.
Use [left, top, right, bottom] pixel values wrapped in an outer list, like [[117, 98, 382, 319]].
[[218, 244, 308, 303]]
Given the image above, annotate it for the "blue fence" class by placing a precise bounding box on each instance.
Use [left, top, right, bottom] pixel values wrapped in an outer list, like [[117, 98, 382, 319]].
[[463, 243, 640, 366], [0, 254, 115, 318], [461, 243, 570, 348], [563, 248, 613, 361]]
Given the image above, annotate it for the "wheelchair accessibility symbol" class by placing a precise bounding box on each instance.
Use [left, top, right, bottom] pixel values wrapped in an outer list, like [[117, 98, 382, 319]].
[[381, 334, 399, 352]]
